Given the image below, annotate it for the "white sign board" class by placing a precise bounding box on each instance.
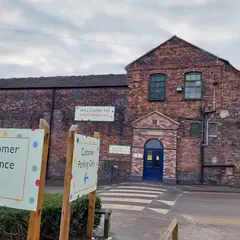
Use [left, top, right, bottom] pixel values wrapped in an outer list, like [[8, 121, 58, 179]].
[[70, 134, 100, 202], [109, 145, 131, 155], [0, 129, 44, 211], [75, 106, 115, 122]]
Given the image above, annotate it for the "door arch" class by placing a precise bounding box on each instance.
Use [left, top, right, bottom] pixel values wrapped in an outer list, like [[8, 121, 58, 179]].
[[143, 138, 164, 182]]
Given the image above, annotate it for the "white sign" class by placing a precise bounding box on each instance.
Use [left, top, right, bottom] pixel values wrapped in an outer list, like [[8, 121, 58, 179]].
[[0, 129, 44, 211], [109, 145, 131, 155], [75, 106, 115, 122], [133, 153, 143, 158], [70, 134, 100, 202]]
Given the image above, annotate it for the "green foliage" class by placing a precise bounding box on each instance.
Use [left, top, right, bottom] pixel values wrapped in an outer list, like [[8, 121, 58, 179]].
[[0, 193, 102, 240]]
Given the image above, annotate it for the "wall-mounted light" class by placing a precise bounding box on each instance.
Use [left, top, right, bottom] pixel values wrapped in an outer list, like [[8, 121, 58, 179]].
[[176, 86, 183, 92]]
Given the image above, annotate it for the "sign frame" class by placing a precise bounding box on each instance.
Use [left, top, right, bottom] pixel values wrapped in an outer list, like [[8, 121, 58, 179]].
[[0, 119, 50, 240], [109, 145, 131, 155], [59, 126, 100, 240], [74, 106, 115, 122]]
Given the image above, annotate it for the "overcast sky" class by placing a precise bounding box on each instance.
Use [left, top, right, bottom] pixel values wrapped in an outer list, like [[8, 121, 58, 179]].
[[0, 0, 239, 78]]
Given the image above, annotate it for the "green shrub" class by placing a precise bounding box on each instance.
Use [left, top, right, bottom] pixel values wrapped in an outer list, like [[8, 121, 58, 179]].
[[0, 193, 102, 240]]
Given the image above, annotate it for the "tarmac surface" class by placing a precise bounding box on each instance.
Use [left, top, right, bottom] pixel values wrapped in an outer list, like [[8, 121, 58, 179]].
[[45, 182, 240, 240]]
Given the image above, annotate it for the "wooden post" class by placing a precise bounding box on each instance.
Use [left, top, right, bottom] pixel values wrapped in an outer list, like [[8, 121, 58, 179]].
[[27, 119, 50, 240], [172, 220, 178, 240], [87, 132, 100, 239], [59, 125, 78, 240]]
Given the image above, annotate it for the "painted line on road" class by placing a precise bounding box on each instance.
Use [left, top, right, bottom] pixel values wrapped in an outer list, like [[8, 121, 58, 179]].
[[109, 189, 163, 194], [148, 208, 169, 215], [100, 197, 152, 204], [117, 186, 167, 191], [102, 203, 144, 211], [185, 191, 240, 195], [156, 200, 175, 206], [99, 192, 158, 198], [192, 217, 240, 225]]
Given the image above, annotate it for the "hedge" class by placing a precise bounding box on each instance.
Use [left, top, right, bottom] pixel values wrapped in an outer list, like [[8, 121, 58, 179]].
[[0, 193, 102, 240]]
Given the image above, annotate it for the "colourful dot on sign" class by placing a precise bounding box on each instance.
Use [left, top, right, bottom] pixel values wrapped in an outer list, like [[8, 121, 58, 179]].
[[17, 134, 22, 138], [3, 131, 8, 137], [77, 138, 79, 143], [33, 141, 38, 148], [15, 199, 21, 203], [74, 157, 77, 164], [32, 165, 38, 172], [35, 179, 40, 186], [70, 194, 73, 200], [31, 128, 36, 131], [29, 197, 35, 204]]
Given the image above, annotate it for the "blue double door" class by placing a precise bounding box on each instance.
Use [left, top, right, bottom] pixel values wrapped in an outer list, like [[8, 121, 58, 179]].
[[143, 148, 164, 182]]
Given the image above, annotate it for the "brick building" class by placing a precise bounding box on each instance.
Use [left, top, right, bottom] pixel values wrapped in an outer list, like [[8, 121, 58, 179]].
[[0, 35, 239, 185]]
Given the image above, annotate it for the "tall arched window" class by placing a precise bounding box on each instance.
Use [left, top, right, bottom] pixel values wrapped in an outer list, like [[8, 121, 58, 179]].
[[184, 72, 202, 100], [149, 74, 166, 101]]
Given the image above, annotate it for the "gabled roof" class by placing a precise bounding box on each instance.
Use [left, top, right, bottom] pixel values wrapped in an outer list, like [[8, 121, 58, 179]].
[[0, 74, 127, 89], [125, 35, 239, 72], [132, 110, 179, 126]]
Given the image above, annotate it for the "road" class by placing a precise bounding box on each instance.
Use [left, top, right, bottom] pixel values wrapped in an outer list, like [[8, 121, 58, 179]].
[[45, 183, 240, 240], [169, 191, 240, 240]]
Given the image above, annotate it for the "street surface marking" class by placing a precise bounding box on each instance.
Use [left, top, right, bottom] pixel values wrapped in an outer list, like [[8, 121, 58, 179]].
[[102, 204, 144, 211], [185, 191, 240, 195], [100, 197, 152, 204], [192, 217, 240, 225], [117, 186, 167, 191], [99, 192, 158, 198], [148, 208, 169, 215], [109, 189, 163, 194], [156, 200, 175, 206]]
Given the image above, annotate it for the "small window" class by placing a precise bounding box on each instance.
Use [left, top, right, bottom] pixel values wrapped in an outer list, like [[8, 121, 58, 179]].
[[149, 74, 166, 101], [73, 90, 83, 100], [147, 151, 153, 167], [209, 123, 217, 137], [190, 122, 201, 137], [184, 72, 202, 100], [155, 152, 160, 168]]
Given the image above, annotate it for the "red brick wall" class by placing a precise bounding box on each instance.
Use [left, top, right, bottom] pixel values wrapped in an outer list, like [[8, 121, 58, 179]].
[[0, 90, 53, 128], [204, 66, 240, 185], [0, 87, 132, 181], [126, 36, 240, 185], [50, 87, 133, 180]]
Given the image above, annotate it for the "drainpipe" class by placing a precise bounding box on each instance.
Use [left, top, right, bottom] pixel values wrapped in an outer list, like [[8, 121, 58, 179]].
[[46, 88, 55, 181], [200, 106, 205, 183], [200, 108, 216, 183], [203, 113, 214, 147]]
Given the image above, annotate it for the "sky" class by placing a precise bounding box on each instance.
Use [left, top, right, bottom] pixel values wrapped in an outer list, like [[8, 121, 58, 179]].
[[0, 0, 239, 78]]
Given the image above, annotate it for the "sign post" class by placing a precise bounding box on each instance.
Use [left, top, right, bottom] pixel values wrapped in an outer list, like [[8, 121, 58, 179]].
[[0, 119, 50, 240], [28, 119, 50, 240], [87, 132, 100, 238], [59, 125, 78, 240], [59, 127, 100, 240]]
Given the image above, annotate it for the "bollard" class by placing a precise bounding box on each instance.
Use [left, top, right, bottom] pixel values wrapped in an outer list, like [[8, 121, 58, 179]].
[[103, 209, 112, 238]]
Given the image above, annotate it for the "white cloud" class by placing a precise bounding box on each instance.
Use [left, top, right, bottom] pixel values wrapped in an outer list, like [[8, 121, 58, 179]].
[[0, 0, 239, 78]]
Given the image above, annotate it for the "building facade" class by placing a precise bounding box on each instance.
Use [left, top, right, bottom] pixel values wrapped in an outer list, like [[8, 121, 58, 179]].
[[0, 36, 239, 185]]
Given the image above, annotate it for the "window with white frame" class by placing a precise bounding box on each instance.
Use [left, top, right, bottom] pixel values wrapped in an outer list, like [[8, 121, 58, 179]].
[[184, 72, 202, 100], [208, 122, 217, 137]]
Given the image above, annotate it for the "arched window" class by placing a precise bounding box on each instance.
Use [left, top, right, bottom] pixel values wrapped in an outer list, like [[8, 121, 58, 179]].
[[184, 72, 202, 100], [145, 139, 164, 149], [149, 74, 166, 101]]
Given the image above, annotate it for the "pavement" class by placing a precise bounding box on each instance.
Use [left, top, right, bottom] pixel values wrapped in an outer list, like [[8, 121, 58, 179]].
[[45, 182, 240, 240]]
